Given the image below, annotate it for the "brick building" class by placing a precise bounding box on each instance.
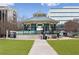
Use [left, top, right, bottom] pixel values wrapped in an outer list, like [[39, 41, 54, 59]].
[[64, 20, 79, 32]]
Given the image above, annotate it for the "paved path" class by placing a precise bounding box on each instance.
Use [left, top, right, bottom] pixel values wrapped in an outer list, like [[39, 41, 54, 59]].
[[29, 40, 58, 55]]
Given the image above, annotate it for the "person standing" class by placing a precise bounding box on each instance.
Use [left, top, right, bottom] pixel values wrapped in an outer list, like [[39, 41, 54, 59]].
[[57, 33, 59, 38]]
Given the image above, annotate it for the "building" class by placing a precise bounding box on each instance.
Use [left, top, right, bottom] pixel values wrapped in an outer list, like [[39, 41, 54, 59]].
[[47, 7, 79, 24], [64, 20, 79, 37], [19, 12, 58, 34], [64, 20, 79, 32], [0, 6, 17, 37]]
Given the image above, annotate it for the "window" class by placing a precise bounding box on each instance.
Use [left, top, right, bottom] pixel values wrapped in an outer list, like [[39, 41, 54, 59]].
[[31, 24, 36, 31], [38, 24, 42, 26], [43, 24, 49, 31], [0, 10, 1, 20], [26, 24, 30, 31], [5, 10, 7, 20], [24, 24, 30, 31], [2, 10, 5, 22], [50, 24, 56, 31]]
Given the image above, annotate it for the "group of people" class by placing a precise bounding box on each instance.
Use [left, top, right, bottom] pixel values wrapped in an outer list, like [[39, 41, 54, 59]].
[[40, 31, 61, 40]]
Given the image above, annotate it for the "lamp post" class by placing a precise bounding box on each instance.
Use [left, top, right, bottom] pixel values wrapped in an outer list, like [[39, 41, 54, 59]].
[[22, 24, 24, 35]]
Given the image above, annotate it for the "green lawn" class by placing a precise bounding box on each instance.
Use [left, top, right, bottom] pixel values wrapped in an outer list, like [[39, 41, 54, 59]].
[[0, 39, 34, 55], [47, 40, 79, 55]]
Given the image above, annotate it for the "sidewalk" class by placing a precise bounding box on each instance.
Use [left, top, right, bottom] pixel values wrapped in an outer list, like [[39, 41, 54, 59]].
[[29, 40, 58, 55]]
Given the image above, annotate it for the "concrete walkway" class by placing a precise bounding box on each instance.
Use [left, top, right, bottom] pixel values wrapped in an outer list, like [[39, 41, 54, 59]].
[[29, 40, 58, 55]]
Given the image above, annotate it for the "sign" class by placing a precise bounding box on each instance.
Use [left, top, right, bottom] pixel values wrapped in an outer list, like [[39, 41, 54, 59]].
[[37, 26, 43, 30]]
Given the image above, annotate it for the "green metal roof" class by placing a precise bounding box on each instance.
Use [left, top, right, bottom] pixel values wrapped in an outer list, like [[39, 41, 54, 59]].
[[22, 12, 58, 23], [26, 16, 56, 21], [21, 16, 59, 24]]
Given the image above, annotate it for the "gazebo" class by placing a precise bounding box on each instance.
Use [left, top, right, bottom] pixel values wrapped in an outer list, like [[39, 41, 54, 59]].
[[22, 12, 58, 34]]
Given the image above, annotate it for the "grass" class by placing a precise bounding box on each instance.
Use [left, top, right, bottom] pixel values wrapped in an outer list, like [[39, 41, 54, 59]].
[[0, 39, 34, 55], [47, 39, 79, 55]]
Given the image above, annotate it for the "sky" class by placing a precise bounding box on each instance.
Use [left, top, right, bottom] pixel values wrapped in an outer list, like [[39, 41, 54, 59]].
[[1, 3, 79, 21]]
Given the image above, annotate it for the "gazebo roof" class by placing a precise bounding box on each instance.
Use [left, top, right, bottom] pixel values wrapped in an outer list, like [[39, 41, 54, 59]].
[[23, 16, 58, 24], [22, 12, 59, 24], [27, 16, 55, 21]]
